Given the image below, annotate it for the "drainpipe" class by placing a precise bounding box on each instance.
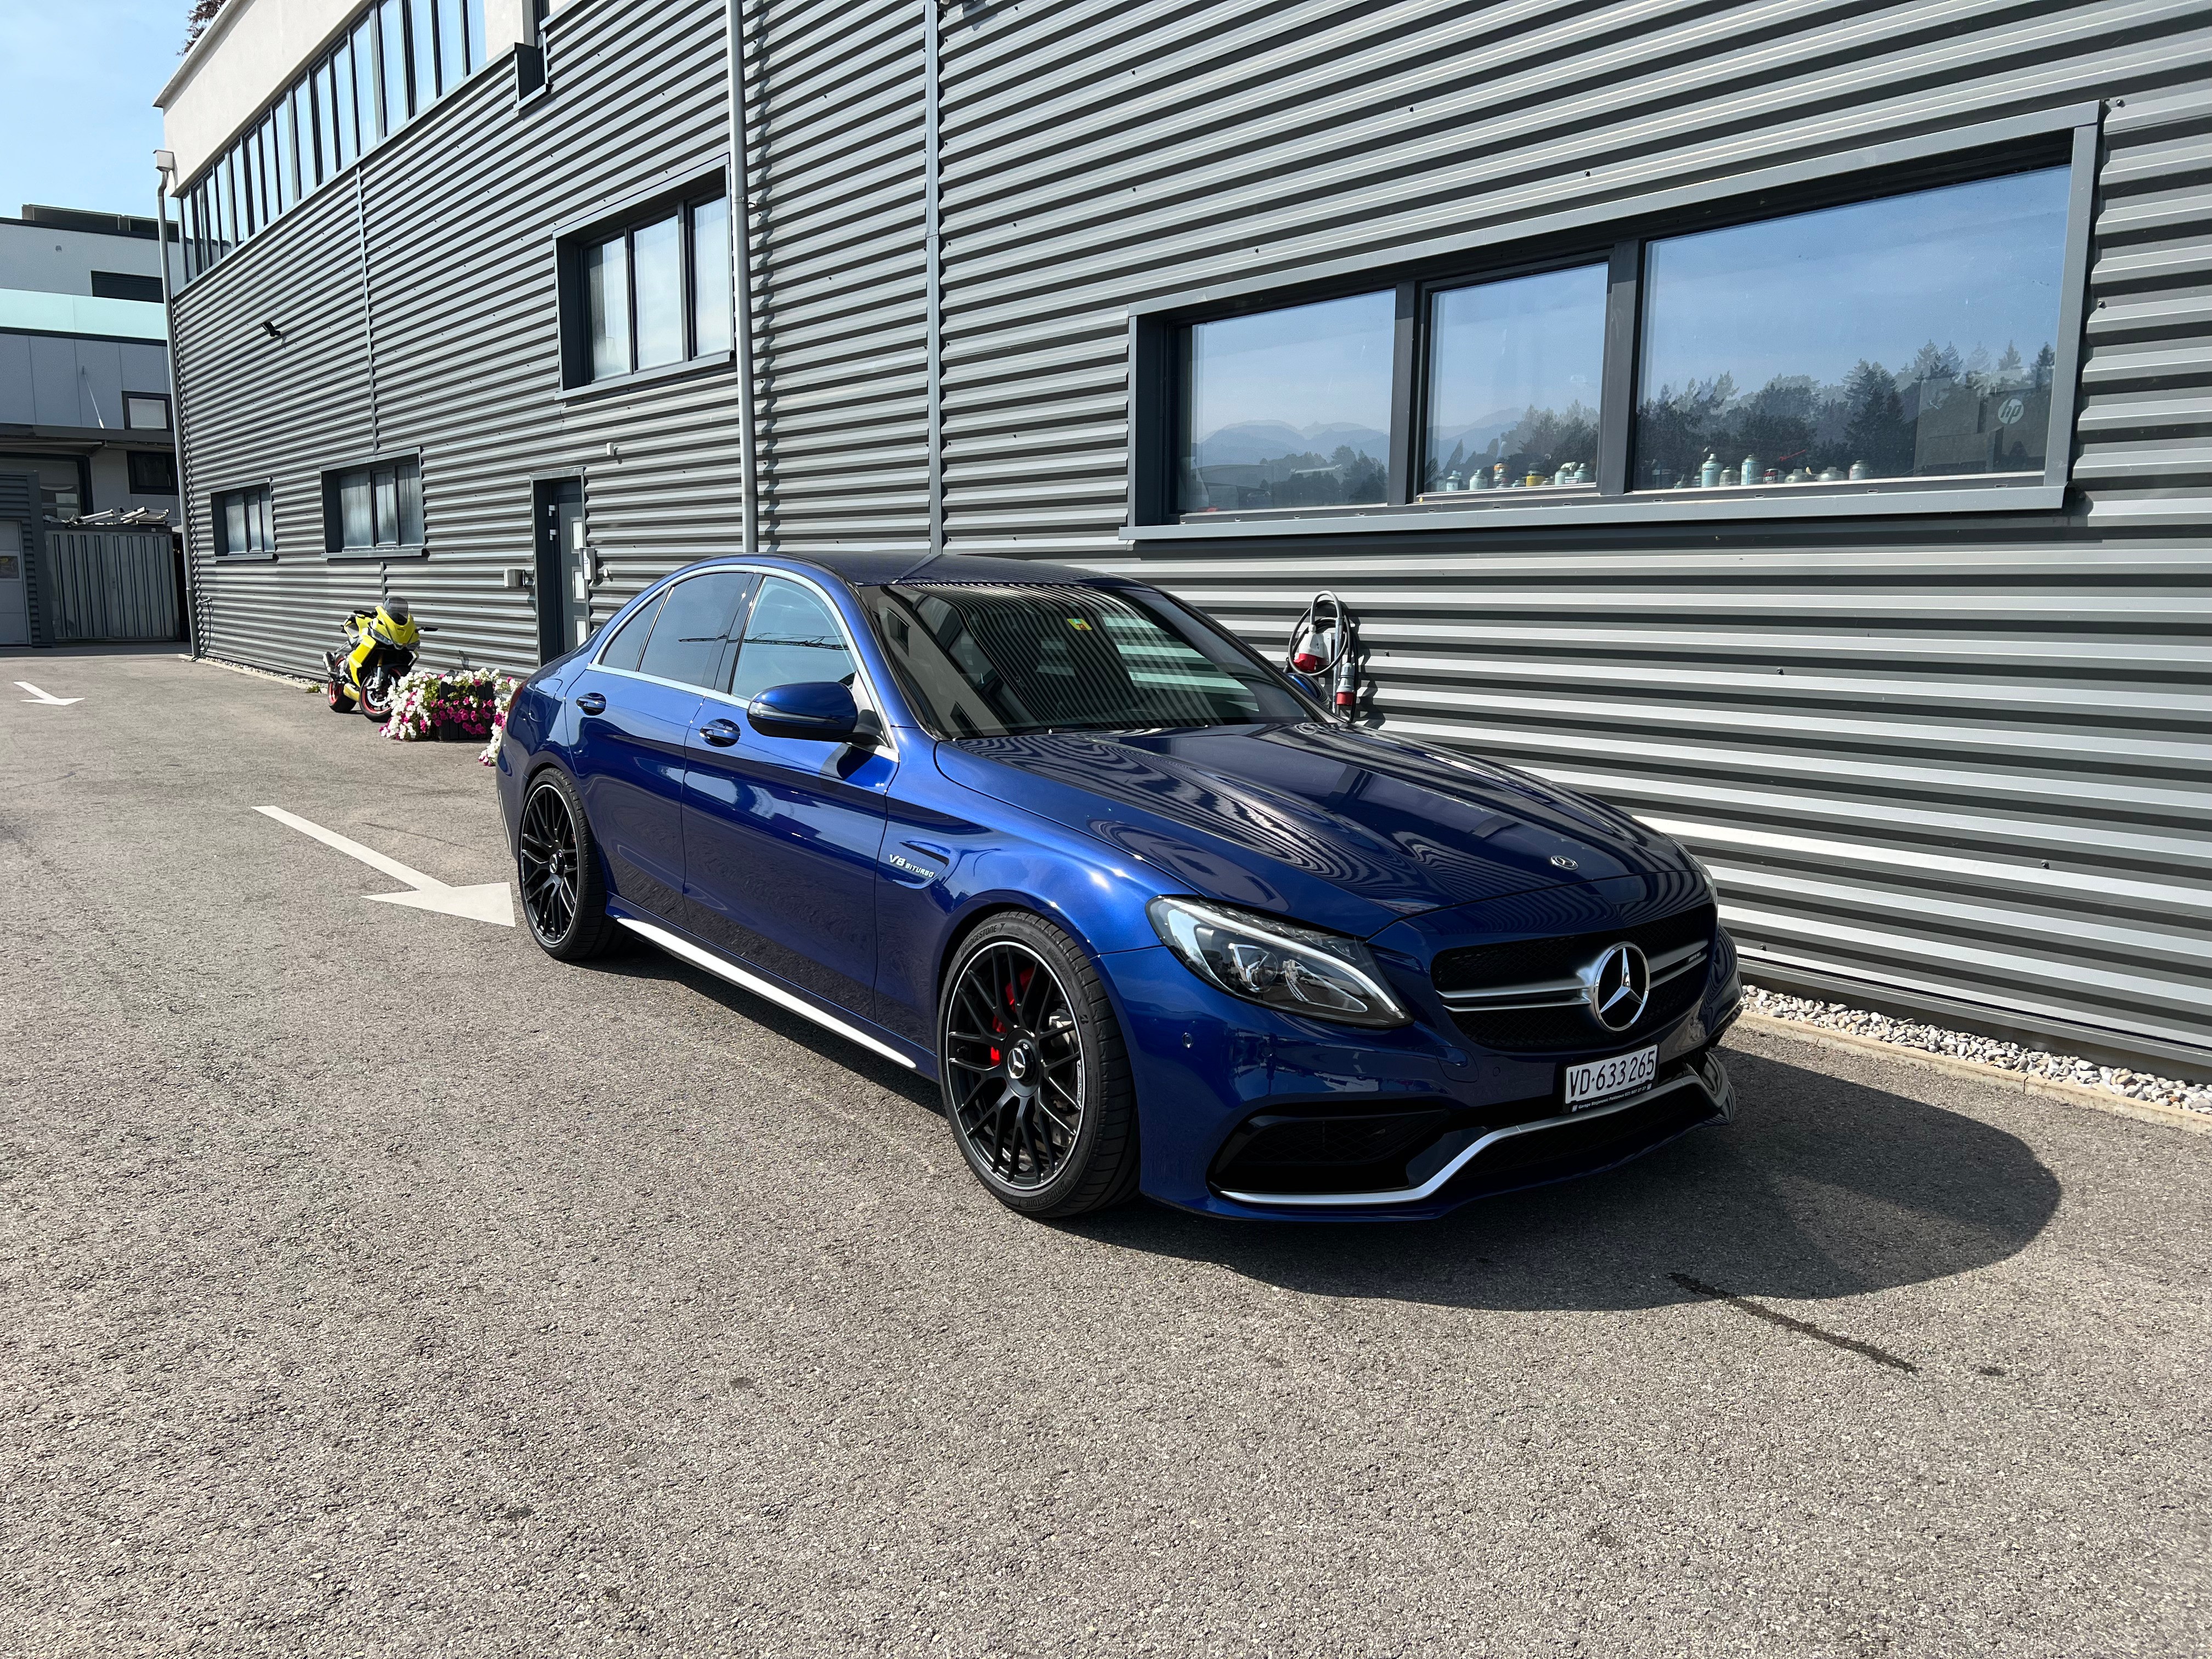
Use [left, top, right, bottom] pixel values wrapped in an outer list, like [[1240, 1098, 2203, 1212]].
[[923, 0, 942, 554], [726, 0, 760, 558], [153, 150, 199, 656]]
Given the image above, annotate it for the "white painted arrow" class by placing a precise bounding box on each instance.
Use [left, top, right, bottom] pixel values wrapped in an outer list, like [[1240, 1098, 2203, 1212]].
[[256, 805, 515, 927], [16, 681, 82, 706]]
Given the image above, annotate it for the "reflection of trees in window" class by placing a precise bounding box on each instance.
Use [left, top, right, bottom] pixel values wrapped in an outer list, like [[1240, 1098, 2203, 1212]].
[[1635, 338, 2050, 487]]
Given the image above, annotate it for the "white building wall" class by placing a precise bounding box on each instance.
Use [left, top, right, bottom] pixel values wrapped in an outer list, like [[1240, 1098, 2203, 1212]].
[[156, 0, 534, 185], [0, 222, 180, 296]]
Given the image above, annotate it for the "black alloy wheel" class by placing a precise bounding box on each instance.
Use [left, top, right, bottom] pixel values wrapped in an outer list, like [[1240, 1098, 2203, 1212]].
[[324, 672, 356, 713], [938, 913, 1139, 1217], [517, 770, 616, 960]]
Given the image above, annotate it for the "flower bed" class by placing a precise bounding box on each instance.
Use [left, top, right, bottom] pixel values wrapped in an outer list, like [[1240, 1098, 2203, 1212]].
[[478, 677, 523, 767], [379, 668, 520, 746]]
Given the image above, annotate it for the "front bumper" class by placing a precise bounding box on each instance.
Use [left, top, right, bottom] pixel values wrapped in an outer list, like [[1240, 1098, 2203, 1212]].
[[1103, 929, 1740, 1221], [1214, 1051, 1733, 1211]]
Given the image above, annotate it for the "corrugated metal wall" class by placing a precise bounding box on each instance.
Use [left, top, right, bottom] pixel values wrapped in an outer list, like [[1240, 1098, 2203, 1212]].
[[173, 0, 741, 680], [746, 0, 930, 554], [928, 7, 2212, 1071], [0, 471, 38, 645], [38, 530, 182, 641], [171, 0, 2212, 1068]]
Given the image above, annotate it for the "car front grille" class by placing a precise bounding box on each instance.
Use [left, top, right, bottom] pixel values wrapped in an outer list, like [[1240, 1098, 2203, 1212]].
[[1431, 903, 1716, 1054]]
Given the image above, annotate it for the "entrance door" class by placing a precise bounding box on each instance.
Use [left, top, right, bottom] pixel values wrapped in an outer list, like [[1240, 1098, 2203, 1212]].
[[0, 523, 27, 646], [532, 477, 589, 662]]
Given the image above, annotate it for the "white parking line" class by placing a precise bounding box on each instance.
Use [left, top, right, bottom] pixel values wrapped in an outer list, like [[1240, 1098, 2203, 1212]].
[[16, 681, 82, 706], [256, 804, 515, 927]]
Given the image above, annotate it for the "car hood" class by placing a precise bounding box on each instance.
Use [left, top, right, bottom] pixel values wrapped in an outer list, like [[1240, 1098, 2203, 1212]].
[[932, 722, 1698, 938]]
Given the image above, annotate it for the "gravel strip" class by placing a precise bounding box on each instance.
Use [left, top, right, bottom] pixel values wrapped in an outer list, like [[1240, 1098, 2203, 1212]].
[[1743, 985, 2212, 1116]]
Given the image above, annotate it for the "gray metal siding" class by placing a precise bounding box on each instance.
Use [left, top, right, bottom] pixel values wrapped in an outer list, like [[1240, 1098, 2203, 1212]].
[[170, 0, 2212, 1068], [0, 471, 38, 645], [933, 8, 2212, 1068], [173, 0, 740, 681], [747, 0, 930, 553]]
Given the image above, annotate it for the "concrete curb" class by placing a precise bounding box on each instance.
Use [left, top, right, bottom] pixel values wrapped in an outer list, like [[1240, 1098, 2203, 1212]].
[[1733, 1012, 2212, 1136], [189, 653, 321, 691]]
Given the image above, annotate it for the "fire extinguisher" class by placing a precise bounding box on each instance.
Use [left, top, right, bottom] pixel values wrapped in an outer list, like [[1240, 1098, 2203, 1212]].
[[1285, 591, 1360, 716]]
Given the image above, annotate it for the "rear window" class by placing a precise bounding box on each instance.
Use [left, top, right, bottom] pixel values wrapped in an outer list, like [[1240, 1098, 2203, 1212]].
[[597, 591, 664, 672]]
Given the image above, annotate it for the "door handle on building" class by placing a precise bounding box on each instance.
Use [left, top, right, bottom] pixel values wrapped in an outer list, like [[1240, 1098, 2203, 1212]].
[[699, 718, 741, 747]]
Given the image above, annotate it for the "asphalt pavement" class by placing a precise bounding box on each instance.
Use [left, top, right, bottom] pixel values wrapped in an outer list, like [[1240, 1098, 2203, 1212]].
[[2, 647, 2204, 1657]]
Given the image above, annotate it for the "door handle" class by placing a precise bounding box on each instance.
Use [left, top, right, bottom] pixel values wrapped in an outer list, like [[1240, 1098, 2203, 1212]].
[[699, 718, 741, 747], [575, 691, 606, 715]]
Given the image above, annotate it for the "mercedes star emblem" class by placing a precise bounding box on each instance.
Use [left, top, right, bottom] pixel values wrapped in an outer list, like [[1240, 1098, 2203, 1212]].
[[1582, 943, 1651, 1031]]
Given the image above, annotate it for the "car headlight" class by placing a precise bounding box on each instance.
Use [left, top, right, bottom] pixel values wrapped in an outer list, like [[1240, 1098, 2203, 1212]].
[[1147, 897, 1411, 1029]]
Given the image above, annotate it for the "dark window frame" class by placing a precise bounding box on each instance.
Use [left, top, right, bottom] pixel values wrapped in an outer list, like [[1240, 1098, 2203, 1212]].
[[123, 391, 172, 431], [319, 449, 428, 559], [212, 482, 275, 558], [554, 168, 734, 394], [1128, 105, 2100, 537], [128, 451, 179, 495]]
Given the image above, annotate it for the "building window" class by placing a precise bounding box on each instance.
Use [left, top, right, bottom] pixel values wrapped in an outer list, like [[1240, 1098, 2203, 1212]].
[[125, 393, 171, 431], [92, 272, 165, 302], [564, 188, 735, 387], [215, 485, 274, 555], [1425, 263, 1606, 494], [1634, 170, 2069, 489], [129, 452, 179, 494], [1178, 291, 1393, 513], [321, 456, 425, 552], [178, 0, 488, 286], [1137, 132, 2087, 526]]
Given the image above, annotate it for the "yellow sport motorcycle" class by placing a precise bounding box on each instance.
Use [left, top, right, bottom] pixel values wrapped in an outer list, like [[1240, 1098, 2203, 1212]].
[[324, 597, 423, 721]]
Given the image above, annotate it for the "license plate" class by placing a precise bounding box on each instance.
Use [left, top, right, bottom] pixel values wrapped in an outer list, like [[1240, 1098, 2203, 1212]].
[[1565, 1045, 1657, 1110]]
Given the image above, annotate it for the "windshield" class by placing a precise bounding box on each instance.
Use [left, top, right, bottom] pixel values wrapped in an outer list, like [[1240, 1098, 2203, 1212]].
[[861, 583, 1316, 738]]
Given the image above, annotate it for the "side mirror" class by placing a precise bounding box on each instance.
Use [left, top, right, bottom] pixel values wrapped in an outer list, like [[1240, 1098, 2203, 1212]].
[[746, 680, 861, 743]]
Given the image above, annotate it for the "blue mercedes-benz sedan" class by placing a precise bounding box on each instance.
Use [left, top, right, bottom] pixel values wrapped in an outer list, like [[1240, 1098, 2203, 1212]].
[[496, 551, 1740, 1221]]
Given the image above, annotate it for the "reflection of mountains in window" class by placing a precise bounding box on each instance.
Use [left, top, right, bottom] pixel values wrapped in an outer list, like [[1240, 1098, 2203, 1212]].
[[1184, 421, 1387, 511], [1636, 338, 2055, 487], [1426, 402, 1599, 492]]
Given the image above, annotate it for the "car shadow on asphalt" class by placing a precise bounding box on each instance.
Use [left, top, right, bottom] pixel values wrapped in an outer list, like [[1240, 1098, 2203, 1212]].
[[589, 946, 946, 1110], [1063, 1048, 2063, 1313]]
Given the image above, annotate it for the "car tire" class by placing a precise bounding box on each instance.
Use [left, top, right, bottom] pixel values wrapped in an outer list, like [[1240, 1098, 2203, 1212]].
[[938, 912, 1141, 1219], [517, 768, 618, 962]]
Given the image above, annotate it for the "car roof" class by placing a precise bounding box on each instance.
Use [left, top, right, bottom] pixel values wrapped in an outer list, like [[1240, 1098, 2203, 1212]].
[[766, 550, 1126, 588]]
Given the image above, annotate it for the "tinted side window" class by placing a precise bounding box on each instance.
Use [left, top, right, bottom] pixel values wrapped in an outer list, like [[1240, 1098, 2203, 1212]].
[[598, 591, 664, 672], [637, 572, 749, 689], [729, 577, 859, 701]]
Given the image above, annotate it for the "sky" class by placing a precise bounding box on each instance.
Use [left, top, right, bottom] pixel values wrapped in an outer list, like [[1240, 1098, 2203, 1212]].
[[1187, 291, 1395, 439], [0, 0, 183, 221], [1638, 166, 2070, 397]]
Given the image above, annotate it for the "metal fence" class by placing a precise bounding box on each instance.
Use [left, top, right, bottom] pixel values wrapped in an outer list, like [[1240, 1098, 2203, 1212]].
[[40, 529, 184, 643]]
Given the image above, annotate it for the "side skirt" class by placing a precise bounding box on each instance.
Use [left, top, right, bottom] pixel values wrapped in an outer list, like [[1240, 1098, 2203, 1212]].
[[617, 915, 921, 1071]]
